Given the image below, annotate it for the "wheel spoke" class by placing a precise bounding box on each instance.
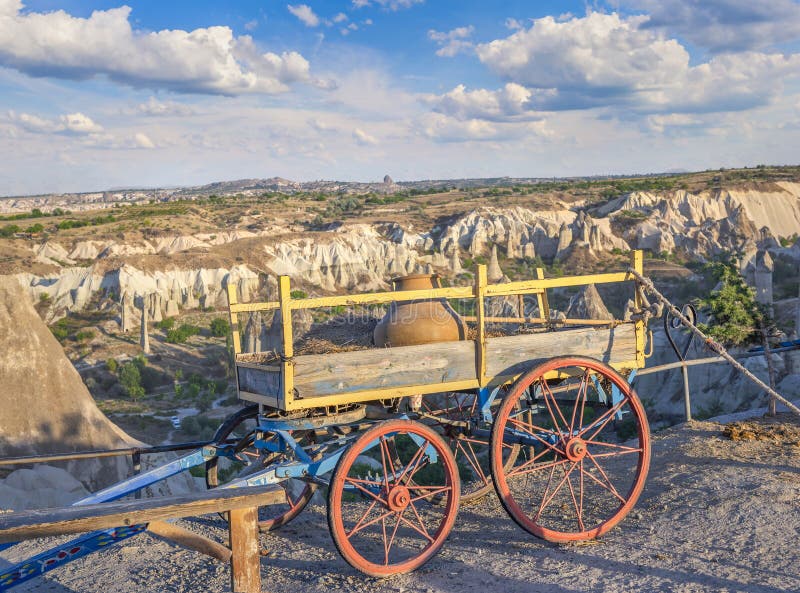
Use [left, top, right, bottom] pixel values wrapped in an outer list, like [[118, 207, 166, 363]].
[[579, 398, 628, 442], [458, 441, 489, 486], [384, 510, 405, 565], [344, 477, 387, 505], [584, 440, 642, 453], [563, 463, 585, 532], [347, 507, 396, 538], [569, 370, 590, 434], [507, 417, 564, 456], [508, 457, 569, 478], [379, 436, 393, 490], [540, 379, 569, 435], [401, 440, 431, 485], [345, 499, 380, 537], [536, 461, 578, 520], [583, 452, 626, 504], [410, 485, 451, 503], [406, 500, 434, 542]]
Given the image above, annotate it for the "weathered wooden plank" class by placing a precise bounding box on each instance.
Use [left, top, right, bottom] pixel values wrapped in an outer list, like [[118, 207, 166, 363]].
[[485, 324, 636, 380], [147, 520, 232, 563], [229, 507, 261, 593], [293, 340, 477, 397], [0, 486, 285, 543], [237, 366, 282, 397]]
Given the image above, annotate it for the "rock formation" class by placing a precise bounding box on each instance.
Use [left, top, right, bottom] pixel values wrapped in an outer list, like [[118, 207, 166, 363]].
[[487, 245, 503, 283], [140, 302, 150, 354], [566, 284, 613, 320], [0, 277, 138, 491]]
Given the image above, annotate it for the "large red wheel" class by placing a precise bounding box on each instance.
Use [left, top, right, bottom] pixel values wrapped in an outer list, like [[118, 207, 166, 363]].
[[206, 405, 316, 532], [327, 419, 460, 577], [490, 356, 650, 542], [421, 391, 520, 503]]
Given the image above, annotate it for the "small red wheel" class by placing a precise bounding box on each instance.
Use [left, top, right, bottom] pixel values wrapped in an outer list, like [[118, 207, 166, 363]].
[[206, 405, 316, 532], [490, 356, 650, 542], [327, 419, 460, 577], [421, 391, 520, 503]]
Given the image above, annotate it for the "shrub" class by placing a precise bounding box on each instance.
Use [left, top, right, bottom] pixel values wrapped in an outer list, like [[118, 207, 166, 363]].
[[209, 317, 230, 337], [119, 362, 145, 400], [105, 358, 118, 373], [165, 324, 200, 344], [290, 289, 308, 299], [0, 224, 20, 238], [155, 317, 176, 331], [74, 330, 94, 342]]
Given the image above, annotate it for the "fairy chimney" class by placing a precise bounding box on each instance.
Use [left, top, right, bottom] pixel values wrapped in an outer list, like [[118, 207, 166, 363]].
[[140, 302, 150, 354], [487, 244, 503, 283], [754, 250, 774, 307]]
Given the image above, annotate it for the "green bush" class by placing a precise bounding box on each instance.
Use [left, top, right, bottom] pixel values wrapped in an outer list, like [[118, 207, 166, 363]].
[[290, 289, 308, 299], [119, 362, 145, 400], [74, 330, 94, 342], [165, 324, 200, 344], [50, 319, 70, 341], [209, 317, 230, 337], [155, 317, 176, 331], [105, 358, 118, 373], [0, 224, 20, 238]]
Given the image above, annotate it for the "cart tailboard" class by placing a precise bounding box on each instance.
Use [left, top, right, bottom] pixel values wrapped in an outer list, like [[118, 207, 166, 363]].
[[236, 323, 637, 408]]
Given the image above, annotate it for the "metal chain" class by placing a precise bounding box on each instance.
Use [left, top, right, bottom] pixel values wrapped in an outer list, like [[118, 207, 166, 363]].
[[628, 268, 800, 418]]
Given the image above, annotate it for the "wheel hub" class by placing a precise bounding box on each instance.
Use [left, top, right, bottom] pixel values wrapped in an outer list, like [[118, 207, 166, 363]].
[[564, 437, 587, 462], [386, 485, 411, 512]]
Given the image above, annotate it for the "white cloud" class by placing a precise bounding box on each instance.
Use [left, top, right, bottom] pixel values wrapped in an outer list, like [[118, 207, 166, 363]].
[[8, 110, 103, 135], [333, 12, 348, 23], [475, 12, 800, 114], [353, 127, 378, 145], [351, 0, 424, 11], [505, 18, 524, 30], [133, 132, 155, 149], [134, 97, 196, 117], [424, 83, 551, 122], [428, 26, 474, 57], [287, 4, 320, 27], [626, 0, 800, 53], [244, 19, 259, 32], [0, 3, 315, 95]]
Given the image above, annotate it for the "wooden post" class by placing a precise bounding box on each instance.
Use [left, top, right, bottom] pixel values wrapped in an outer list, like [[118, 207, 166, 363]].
[[278, 276, 294, 408], [534, 268, 550, 320], [227, 282, 242, 355], [475, 264, 487, 386], [229, 507, 261, 593], [631, 250, 645, 368], [762, 328, 777, 417]]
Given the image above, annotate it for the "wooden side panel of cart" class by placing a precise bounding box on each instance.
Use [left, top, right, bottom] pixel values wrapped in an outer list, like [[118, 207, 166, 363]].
[[230, 250, 646, 411], [236, 323, 637, 409]]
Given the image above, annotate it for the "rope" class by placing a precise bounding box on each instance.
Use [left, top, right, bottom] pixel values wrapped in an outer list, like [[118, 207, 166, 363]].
[[628, 268, 800, 418]]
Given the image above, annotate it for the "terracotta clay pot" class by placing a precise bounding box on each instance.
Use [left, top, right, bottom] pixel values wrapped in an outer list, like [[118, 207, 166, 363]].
[[373, 274, 467, 347]]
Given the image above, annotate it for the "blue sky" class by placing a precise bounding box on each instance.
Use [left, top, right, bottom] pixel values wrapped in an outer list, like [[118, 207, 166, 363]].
[[1, 0, 799, 195]]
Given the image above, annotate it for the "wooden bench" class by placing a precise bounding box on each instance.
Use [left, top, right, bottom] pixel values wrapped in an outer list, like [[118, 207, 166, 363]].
[[0, 486, 285, 593]]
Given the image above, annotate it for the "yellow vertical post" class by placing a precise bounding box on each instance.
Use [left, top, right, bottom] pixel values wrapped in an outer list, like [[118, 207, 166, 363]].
[[226, 283, 242, 355], [278, 275, 294, 409], [631, 250, 645, 368], [226, 282, 242, 404], [535, 268, 550, 321], [475, 264, 487, 386]]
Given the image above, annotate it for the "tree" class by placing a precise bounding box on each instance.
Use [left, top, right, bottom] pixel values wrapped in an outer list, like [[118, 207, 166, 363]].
[[697, 254, 762, 346], [118, 362, 145, 400]]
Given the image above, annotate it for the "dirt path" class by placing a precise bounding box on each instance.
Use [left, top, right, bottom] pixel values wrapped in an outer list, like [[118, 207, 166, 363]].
[[3, 417, 799, 593]]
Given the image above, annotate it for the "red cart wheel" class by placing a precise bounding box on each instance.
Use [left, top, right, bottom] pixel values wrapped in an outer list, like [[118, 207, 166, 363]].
[[421, 392, 520, 503], [206, 405, 316, 532], [327, 419, 460, 577], [490, 356, 650, 543]]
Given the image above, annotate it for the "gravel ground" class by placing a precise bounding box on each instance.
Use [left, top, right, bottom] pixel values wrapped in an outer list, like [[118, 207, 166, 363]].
[[3, 415, 799, 593]]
